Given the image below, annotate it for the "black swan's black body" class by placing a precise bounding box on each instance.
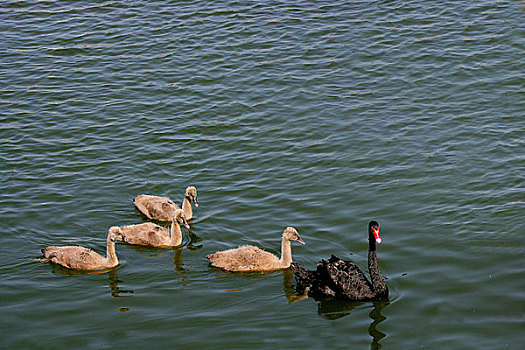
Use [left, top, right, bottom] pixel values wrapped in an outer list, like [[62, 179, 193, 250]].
[[291, 221, 388, 301]]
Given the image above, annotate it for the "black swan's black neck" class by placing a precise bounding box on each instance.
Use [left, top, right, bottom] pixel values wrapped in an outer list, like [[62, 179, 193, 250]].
[[368, 236, 377, 252], [367, 227, 388, 298], [368, 250, 387, 296]]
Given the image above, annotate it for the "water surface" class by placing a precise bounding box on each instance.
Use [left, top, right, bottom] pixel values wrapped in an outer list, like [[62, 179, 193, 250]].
[[1, 1, 524, 349]]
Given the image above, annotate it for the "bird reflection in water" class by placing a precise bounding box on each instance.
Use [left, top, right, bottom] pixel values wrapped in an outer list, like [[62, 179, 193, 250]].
[[185, 226, 203, 252], [282, 268, 307, 302], [46, 264, 134, 298], [317, 298, 389, 349], [173, 246, 184, 271], [282, 268, 389, 349], [107, 268, 134, 298]]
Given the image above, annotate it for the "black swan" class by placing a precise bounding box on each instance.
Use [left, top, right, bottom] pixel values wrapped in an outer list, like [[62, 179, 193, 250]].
[[291, 220, 388, 301]]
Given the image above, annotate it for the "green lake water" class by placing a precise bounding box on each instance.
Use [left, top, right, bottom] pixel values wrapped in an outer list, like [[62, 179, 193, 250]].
[[1, 1, 524, 349]]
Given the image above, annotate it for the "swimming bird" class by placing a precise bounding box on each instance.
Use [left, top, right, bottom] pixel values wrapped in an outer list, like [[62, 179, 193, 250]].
[[291, 220, 388, 301], [41, 227, 121, 270], [134, 186, 198, 221], [207, 227, 305, 272], [115, 209, 189, 248]]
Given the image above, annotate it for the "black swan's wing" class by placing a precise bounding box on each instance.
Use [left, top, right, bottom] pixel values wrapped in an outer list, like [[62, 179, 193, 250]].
[[291, 262, 339, 298], [292, 256, 377, 300], [290, 263, 317, 292], [315, 255, 375, 301]]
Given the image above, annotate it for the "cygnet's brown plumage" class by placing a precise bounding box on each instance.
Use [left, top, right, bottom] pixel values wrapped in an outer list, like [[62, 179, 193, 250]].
[[41, 227, 120, 270], [133, 186, 198, 221], [115, 209, 189, 248], [207, 227, 305, 272]]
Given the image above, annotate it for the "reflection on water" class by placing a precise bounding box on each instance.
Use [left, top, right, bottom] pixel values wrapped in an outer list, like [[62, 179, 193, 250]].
[[173, 247, 183, 271], [283, 268, 389, 349], [210, 267, 282, 280], [107, 268, 134, 298], [368, 301, 388, 350], [123, 244, 166, 257], [46, 262, 113, 277], [124, 244, 186, 263], [45, 264, 135, 298], [282, 268, 308, 302], [185, 227, 203, 251], [318, 300, 389, 349]]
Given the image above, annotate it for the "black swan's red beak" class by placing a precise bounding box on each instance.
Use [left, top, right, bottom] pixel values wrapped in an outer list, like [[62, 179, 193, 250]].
[[372, 227, 381, 243]]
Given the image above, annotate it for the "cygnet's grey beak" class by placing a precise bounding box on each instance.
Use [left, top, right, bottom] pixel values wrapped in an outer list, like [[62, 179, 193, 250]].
[[297, 236, 305, 245]]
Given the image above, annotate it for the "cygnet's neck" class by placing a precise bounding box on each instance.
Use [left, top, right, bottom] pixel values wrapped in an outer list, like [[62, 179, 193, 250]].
[[106, 235, 118, 267], [279, 236, 293, 268], [170, 220, 182, 246], [181, 196, 193, 220]]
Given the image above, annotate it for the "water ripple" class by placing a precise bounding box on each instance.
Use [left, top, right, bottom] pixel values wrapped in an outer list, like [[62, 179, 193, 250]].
[[1, 0, 524, 349]]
